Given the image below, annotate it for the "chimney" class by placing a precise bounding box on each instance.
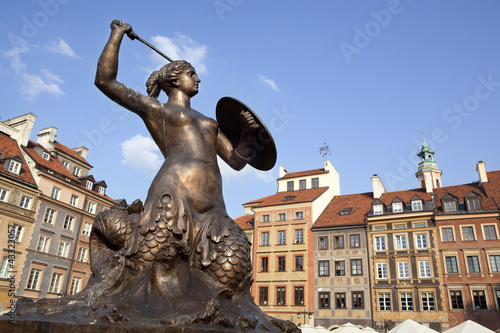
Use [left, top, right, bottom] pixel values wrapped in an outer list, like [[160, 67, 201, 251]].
[[477, 161, 488, 184], [73, 146, 89, 160], [279, 166, 287, 178], [1, 113, 37, 147], [37, 126, 57, 149], [371, 174, 386, 199]]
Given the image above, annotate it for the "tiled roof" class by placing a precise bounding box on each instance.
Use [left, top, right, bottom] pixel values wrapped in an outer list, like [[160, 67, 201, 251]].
[[376, 188, 432, 205], [24, 140, 79, 181], [280, 168, 327, 179], [249, 187, 329, 208], [483, 170, 500, 207], [234, 215, 254, 230], [433, 181, 498, 213], [53, 141, 92, 167], [313, 192, 373, 228], [0, 132, 37, 187]]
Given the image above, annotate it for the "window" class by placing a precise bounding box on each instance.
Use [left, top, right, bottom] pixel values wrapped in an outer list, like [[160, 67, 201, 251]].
[[295, 211, 304, 220], [62, 160, 69, 169], [374, 226, 385, 231], [335, 261, 345, 276], [442, 227, 454, 242], [400, 292, 414, 311], [42, 151, 50, 160], [277, 213, 286, 221], [336, 292, 346, 308], [63, 215, 75, 231], [48, 273, 63, 294], [373, 204, 383, 215], [374, 236, 386, 251], [378, 292, 391, 311], [318, 236, 328, 250], [261, 257, 268, 272], [334, 235, 344, 249], [311, 177, 319, 188], [19, 196, 31, 209], [398, 261, 410, 278], [351, 259, 362, 275], [376, 262, 388, 279], [77, 247, 88, 262], [87, 201, 96, 214], [467, 256, 481, 273], [82, 222, 92, 236], [394, 224, 406, 230], [299, 179, 306, 190], [295, 256, 304, 271], [73, 167, 81, 177], [276, 287, 286, 306], [418, 261, 432, 278], [350, 234, 360, 248], [8, 160, 22, 174], [284, 196, 294, 201], [11, 224, 24, 242], [295, 229, 303, 244], [261, 232, 269, 245], [26, 269, 41, 290], [445, 256, 459, 273], [0, 187, 8, 202], [86, 181, 93, 190], [319, 292, 330, 309], [262, 214, 270, 222], [70, 195, 78, 207], [392, 202, 403, 213], [412, 200, 423, 211], [444, 200, 457, 213], [473, 290, 488, 310], [287, 181, 294, 191], [51, 187, 60, 200], [414, 222, 426, 228], [496, 290, 500, 310], [352, 291, 364, 308], [294, 286, 304, 306], [395, 235, 407, 250], [58, 241, 69, 257], [415, 234, 428, 249], [0, 257, 11, 278], [462, 226, 475, 241], [421, 292, 436, 311], [37, 236, 50, 252], [69, 277, 82, 295], [277, 230, 286, 245], [489, 255, 500, 273], [259, 287, 268, 305], [44, 208, 56, 224], [467, 198, 481, 211], [98, 186, 106, 195], [340, 209, 351, 216], [483, 225, 498, 240], [319, 261, 329, 276], [450, 290, 464, 309], [277, 256, 286, 271]]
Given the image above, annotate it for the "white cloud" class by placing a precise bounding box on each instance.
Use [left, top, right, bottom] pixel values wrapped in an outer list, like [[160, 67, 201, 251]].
[[218, 156, 275, 189], [45, 38, 80, 58], [258, 74, 279, 91], [121, 134, 163, 174], [149, 33, 208, 74], [2, 43, 64, 100]]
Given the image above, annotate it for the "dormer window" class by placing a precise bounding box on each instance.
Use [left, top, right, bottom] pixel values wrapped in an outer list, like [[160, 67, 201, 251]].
[[412, 200, 423, 211], [340, 209, 352, 216], [86, 181, 93, 190], [442, 194, 458, 213], [465, 192, 482, 211], [98, 186, 105, 195], [42, 152, 50, 160], [284, 196, 295, 202], [373, 204, 383, 215], [392, 202, 403, 213], [7, 159, 22, 175]]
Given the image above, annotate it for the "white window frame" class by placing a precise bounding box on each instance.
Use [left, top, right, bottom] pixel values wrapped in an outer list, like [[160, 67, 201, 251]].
[[482, 224, 498, 240], [262, 214, 270, 222], [26, 268, 42, 290], [77, 247, 88, 262], [73, 166, 81, 177], [51, 187, 61, 200], [376, 262, 388, 279], [42, 152, 51, 160], [11, 224, 24, 242], [400, 292, 414, 311], [49, 272, 63, 293], [62, 160, 69, 169], [294, 211, 304, 220], [398, 261, 410, 278], [82, 222, 92, 237], [277, 213, 286, 221], [19, 195, 32, 209], [277, 230, 286, 245], [86, 181, 93, 190], [63, 215, 75, 231], [295, 229, 303, 244], [36, 235, 50, 252], [415, 233, 428, 249], [418, 260, 432, 278], [44, 207, 56, 225], [0, 257, 11, 278], [261, 232, 269, 246], [70, 195, 78, 207], [392, 202, 403, 213], [374, 236, 386, 251], [373, 204, 383, 215], [98, 186, 105, 195], [57, 241, 69, 257], [395, 234, 407, 250], [87, 201, 96, 214], [0, 187, 8, 202], [8, 160, 21, 174], [412, 200, 423, 211], [69, 276, 82, 295], [440, 226, 455, 242], [421, 292, 436, 311]]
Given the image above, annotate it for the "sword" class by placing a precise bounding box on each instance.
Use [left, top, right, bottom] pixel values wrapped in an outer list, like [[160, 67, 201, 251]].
[[126, 30, 174, 63]]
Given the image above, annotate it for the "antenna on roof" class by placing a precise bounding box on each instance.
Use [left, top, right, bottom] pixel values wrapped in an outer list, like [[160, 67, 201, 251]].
[[319, 142, 331, 161]]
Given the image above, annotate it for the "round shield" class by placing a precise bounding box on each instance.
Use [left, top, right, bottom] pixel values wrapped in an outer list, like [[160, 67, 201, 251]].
[[216, 97, 277, 171]]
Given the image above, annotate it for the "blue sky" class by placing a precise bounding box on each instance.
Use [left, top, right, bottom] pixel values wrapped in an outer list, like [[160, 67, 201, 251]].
[[1, 0, 499, 218]]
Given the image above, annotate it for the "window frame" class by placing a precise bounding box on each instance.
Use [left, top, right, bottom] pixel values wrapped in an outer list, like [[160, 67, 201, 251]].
[[26, 268, 42, 290], [262, 214, 270, 222], [276, 286, 286, 306], [294, 211, 304, 220], [376, 262, 388, 279], [350, 234, 360, 248], [418, 260, 432, 278], [374, 236, 386, 251], [450, 290, 464, 309], [294, 286, 305, 306], [351, 259, 363, 276], [441, 226, 455, 242], [260, 256, 269, 272], [400, 292, 414, 311], [294, 255, 304, 271], [295, 229, 304, 244], [318, 260, 330, 276], [311, 177, 319, 188], [277, 256, 286, 272], [36, 235, 50, 253], [373, 204, 383, 215], [378, 292, 391, 311], [445, 256, 459, 274], [51, 187, 61, 200], [335, 260, 345, 276], [19, 195, 32, 209], [415, 233, 428, 249], [461, 225, 476, 241], [48, 272, 63, 293], [63, 214, 75, 231], [395, 234, 407, 250], [398, 261, 410, 279], [335, 292, 346, 309], [261, 232, 269, 246], [259, 286, 269, 306], [472, 290, 488, 310], [69, 276, 82, 295], [421, 292, 436, 311], [277, 230, 286, 245], [0, 187, 8, 202], [467, 255, 481, 273], [318, 291, 330, 309], [352, 291, 364, 309], [392, 202, 403, 213], [482, 224, 498, 240], [318, 236, 328, 250], [43, 207, 57, 225], [334, 235, 344, 249], [277, 212, 286, 221], [412, 200, 423, 211]]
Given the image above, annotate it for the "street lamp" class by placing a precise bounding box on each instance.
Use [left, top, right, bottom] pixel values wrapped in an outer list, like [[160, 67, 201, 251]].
[[296, 310, 312, 325]]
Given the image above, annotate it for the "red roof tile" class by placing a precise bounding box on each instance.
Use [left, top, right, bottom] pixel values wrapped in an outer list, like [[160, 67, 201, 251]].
[[250, 187, 328, 208], [0, 132, 37, 187], [24, 140, 80, 181], [377, 188, 432, 206], [484, 170, 500, 207], [433, 181, 498, 212], [234, 215, 254, 230], [314, 192, 373, 228], [280, 168, 327, 179], [53, 141, 92, 167]]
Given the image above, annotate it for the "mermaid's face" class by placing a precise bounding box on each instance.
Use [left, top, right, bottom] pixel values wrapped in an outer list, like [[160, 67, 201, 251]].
[[176, 66, 201, 97]]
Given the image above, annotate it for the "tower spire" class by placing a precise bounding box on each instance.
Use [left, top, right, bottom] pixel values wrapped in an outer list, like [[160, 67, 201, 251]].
[[415, 136, 442, 192]]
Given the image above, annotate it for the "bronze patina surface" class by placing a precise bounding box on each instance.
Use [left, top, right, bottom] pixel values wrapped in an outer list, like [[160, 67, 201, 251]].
[[11, 20, 297, 333]]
